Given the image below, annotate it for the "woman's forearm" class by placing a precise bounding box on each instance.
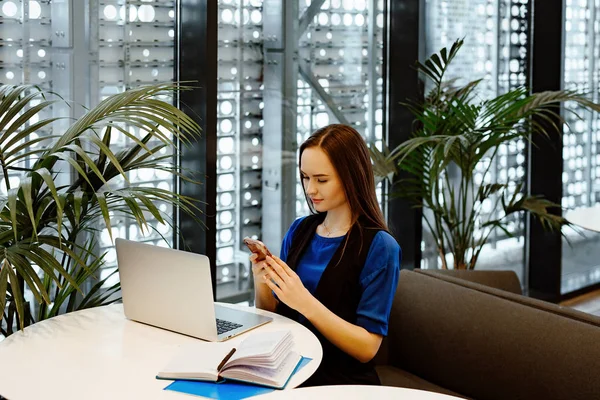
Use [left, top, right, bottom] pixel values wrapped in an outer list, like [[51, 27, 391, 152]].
[[302, 297, 382, 363], [254, 280, 279, 312]]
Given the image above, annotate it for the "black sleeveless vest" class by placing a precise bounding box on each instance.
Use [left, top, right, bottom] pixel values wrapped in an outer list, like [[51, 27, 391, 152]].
[[276, 213, 382, 386]]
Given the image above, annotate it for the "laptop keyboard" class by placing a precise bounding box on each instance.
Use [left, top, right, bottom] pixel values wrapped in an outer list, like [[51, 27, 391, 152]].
[[216, 318, 243, 335]]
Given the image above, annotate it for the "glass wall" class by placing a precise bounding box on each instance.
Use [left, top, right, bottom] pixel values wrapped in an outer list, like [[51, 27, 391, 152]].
[[215, 0, 385, 303], [422, 0, 529, 284], [561, 0, 600, 293]]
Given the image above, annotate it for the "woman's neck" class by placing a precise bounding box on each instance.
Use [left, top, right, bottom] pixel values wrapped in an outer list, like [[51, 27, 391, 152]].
[[323, 206, 353, 231]]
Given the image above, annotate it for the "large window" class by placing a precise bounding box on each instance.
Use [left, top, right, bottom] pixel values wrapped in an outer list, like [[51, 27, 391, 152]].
[[561, 0, 600, 293], [215, 0, 385, 303]]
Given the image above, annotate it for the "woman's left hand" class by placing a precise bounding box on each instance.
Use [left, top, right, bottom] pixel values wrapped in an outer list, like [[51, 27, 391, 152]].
[[262, 256, 314, 316]]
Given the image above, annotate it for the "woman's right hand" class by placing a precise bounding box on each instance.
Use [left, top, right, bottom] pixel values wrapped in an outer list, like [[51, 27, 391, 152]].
[[250, 253, 269, 282]]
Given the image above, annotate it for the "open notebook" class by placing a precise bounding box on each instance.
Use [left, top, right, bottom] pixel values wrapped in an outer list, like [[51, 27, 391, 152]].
[[157, 330, 302, 389]]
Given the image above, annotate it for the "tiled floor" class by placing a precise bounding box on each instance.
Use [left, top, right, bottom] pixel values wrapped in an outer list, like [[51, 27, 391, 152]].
[[560, 289, 600, 316]]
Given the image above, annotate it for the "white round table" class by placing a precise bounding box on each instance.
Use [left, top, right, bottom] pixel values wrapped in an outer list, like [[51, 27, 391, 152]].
[[257, 385, 465, 399], [565, 206, 600, 233], [0, 303, 322, 400]]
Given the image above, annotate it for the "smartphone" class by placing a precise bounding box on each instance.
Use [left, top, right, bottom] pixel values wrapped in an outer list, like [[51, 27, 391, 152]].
[[243, 237, 272, 262]]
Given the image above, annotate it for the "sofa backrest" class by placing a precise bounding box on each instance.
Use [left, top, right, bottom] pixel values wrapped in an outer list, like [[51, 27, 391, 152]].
[[419, 269, 523, 295], [384, 269, 600, 400]]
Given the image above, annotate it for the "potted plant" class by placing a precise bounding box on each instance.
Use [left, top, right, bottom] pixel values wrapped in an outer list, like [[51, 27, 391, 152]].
[[0, 83, 201, 335], [371, 39, 600, 270]]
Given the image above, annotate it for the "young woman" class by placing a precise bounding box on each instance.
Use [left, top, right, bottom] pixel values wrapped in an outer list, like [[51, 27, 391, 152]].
[[250, 124, 401, 386]]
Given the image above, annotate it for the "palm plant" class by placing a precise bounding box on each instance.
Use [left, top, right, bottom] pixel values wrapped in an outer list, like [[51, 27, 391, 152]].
[[371, 39, 600, 270], [0, 83, 202, 335]]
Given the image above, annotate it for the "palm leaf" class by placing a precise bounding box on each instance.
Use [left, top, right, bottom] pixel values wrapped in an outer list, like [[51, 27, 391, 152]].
[[72, 190, 85, 225], [19, 177, 38, 238], [95, 126, 112, 173], [4, 135, 60, 164], [10, 245, 77, 293], [114, 189, 166, 224], [53, 153, 94, 187], [51, 83, 197, 151], [369, 144, 397, 183], [0, 86, 50, 135], [4, 262, 25, 329], [47, 241, 105, 316], [94, 191, 113, 242], [0, 260, 10, 318], [102, 123, 153, 153], [79, 132, 127, 179], [0, 103, 59, 149], [415, 38, 464, 95], [34, 168, 64, 238], [7, 245, 61, 290], [63, 144, 110, 186], [518, 90, 600, 117], [512, 196, 568, 231], [7, 252, 49, 305], [78, 269, 120, 310], [7, 188, 19, 240], [122, 195, 149, 233]]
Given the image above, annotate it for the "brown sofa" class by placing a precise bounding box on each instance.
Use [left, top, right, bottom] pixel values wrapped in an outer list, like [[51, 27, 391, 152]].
[[374, 269, 600, 400]]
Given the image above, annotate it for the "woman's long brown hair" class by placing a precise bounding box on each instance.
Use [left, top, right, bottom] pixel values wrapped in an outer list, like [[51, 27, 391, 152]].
[[299, 124, 389, 234]]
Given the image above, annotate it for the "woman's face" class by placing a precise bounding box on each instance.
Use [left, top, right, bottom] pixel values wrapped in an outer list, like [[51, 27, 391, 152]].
[[300, 147, 347, 212]]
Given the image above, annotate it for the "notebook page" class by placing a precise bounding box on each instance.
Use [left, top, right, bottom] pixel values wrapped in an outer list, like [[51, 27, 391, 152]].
[[158, 342, 233, 381], [229, 339, 295, 369], [220, 351, 301, 388], [227, 330, 292, 364]]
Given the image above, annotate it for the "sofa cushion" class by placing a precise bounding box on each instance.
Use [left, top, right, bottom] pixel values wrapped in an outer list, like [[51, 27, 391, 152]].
[[375, 365, 468, 399], [387, 270, 600, 400]]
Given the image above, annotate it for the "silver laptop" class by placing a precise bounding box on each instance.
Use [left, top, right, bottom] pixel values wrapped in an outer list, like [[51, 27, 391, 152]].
[[115, 238, 272, 341]]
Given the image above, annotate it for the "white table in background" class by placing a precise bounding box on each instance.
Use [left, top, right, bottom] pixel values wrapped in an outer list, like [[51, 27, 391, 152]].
[[257, 385, 465, 400], [0, 303, 322, 400], [565, 206, 600, 233]]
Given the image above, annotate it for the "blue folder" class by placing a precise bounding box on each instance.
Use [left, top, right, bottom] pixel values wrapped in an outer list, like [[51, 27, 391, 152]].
[[163, 357, 312, 400]]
